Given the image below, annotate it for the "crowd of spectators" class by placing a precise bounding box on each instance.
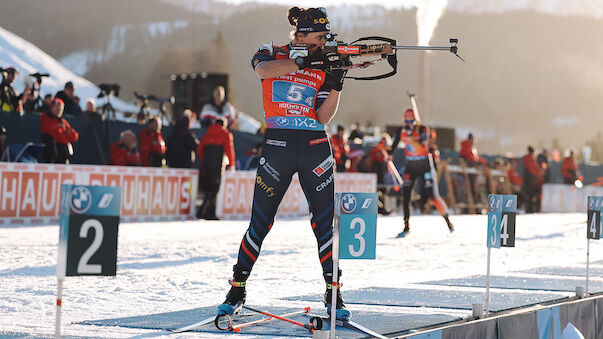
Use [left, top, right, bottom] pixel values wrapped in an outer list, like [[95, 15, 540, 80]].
[[0, 65, 595, 217]]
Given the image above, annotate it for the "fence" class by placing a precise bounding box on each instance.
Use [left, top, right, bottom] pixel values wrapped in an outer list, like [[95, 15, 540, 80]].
[[0, 162, 198, 226]]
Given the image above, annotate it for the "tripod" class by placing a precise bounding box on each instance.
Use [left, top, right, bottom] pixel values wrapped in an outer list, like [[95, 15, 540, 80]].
[[100, 94, 116, 121]]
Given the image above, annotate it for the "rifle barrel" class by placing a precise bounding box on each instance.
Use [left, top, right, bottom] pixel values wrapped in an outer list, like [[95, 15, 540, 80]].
[[391, 45, 451, 51]]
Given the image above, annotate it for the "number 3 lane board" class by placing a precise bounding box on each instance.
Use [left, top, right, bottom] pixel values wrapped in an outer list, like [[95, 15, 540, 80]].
[[336, 193, 379, 260], [57, 185, 122, 278]]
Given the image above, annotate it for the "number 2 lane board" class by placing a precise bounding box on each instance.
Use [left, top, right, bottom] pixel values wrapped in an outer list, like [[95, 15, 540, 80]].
[[57, 185, 121, 278]]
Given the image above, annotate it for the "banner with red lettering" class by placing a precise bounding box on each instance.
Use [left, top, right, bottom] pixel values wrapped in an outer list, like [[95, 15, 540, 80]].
[[0, 163, 198, 226], [216, 171, 377, 220]]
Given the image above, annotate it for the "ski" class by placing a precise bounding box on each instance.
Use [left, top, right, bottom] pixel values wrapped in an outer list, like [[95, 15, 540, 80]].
[[170, 311, 256, 333], [170, 316, 215, 333], [304, 313, 388, 338]]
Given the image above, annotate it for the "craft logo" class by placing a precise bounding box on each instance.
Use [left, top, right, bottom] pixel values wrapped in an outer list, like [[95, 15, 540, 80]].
[[70, 186, 92, 214], [315, 173, 334, 192], [259, 157, 266, 166], [312, 157, 333, 177], [309, 137, 328, 146], [337, 45, 360, 55], [341, 194, 357, 214], [361, 198, 372, 209]]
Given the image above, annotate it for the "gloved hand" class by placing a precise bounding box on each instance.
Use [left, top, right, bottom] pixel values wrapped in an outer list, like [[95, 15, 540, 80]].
[[298, 52, 333, 70], [324, 59, 350, 91]]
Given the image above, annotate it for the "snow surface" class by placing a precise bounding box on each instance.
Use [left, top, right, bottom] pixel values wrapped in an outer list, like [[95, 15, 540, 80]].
[[0, 26, 139, 115], [1, 212, 599, 338]]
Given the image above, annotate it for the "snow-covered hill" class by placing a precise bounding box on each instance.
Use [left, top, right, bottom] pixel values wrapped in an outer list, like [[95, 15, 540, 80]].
[[0, 26, 139, 114]]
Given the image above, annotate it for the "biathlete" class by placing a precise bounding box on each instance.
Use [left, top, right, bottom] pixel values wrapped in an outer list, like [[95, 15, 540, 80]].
[[218, 6, 350, 320], [391, 108, 454, 237]]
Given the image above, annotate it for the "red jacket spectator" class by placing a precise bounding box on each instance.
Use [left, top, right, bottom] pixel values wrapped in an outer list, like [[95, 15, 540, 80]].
[[460, 134, 487, 165], [110, 141, 141, 166], [331, 133, 350, 167], [196, 122, 235, 169], [40, 112, 79, 145], [138, 118, 166, 167], [508, 166, 523, 186], [522, 153, 542, 177], [561, 153, 578, 184], [369, 139, 389, 170]]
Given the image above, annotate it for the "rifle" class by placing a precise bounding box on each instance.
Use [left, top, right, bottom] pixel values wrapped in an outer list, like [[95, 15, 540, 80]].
[[290, 35, 464, 81]]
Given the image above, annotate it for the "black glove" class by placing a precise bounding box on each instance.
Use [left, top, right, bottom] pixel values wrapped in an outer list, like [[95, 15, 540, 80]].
[[324, 59, 350, 91], [297, 52, 331, 70]]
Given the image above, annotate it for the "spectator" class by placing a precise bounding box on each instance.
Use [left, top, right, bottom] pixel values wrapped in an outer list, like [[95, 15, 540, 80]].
[[507, 158, 523, 193], [0, 126, 7, 159], [561, 150, 579, 185], [507, 158, 523, 207], [40, 98, 79, 164], [196, 118, 235, 220], [40, 94, 53, 113], [138, 117, 167, 167], [0, 67, 22, 113], [55, 81, 82, 116], [537, 149, 550, 183], [369, 134, 390, 185], [460, 133, 487, 165], [83, 98, 100, 119], [200, 85, 237, 128], [110, 130, 141, 166], [21, 86, 37, 113], [522, 145, 543, 213], [331, 125, 350, 172], [459, 133, 487, 212], [348, 123, 365, 143], [236, 142, 263, 171], [166, 111, 199, 169]]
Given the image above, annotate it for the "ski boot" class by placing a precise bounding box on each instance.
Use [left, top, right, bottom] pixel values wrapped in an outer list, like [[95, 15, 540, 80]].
[[218, 266, 250, 315], [324, 271, 351, 321], [396, 220, 410, 238], [444, 214, 454, 232]]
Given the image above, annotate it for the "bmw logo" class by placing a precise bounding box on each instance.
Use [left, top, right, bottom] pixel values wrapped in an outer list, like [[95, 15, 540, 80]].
[[341, 194, 357, 214], [489, 196, 496, 210], [70, 186, 92, 214], [259, 157, 266, 165], [276, 117, 289, 127]]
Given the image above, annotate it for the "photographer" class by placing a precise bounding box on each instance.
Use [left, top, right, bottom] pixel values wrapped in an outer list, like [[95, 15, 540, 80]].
[[1, 67, 22, 113], [40, 98, 79, 163], [55, 82, 81, 116]]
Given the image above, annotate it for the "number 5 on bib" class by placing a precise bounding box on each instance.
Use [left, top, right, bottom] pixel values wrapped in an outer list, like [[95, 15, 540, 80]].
[[337, 193, 378, 259]]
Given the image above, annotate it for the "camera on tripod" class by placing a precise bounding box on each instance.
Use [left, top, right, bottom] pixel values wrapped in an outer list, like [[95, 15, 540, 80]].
[[97, 83, 121, 120], [134, 91, 174, 124], [97, 83, 121, 98], [29, 72, 49, 85]]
